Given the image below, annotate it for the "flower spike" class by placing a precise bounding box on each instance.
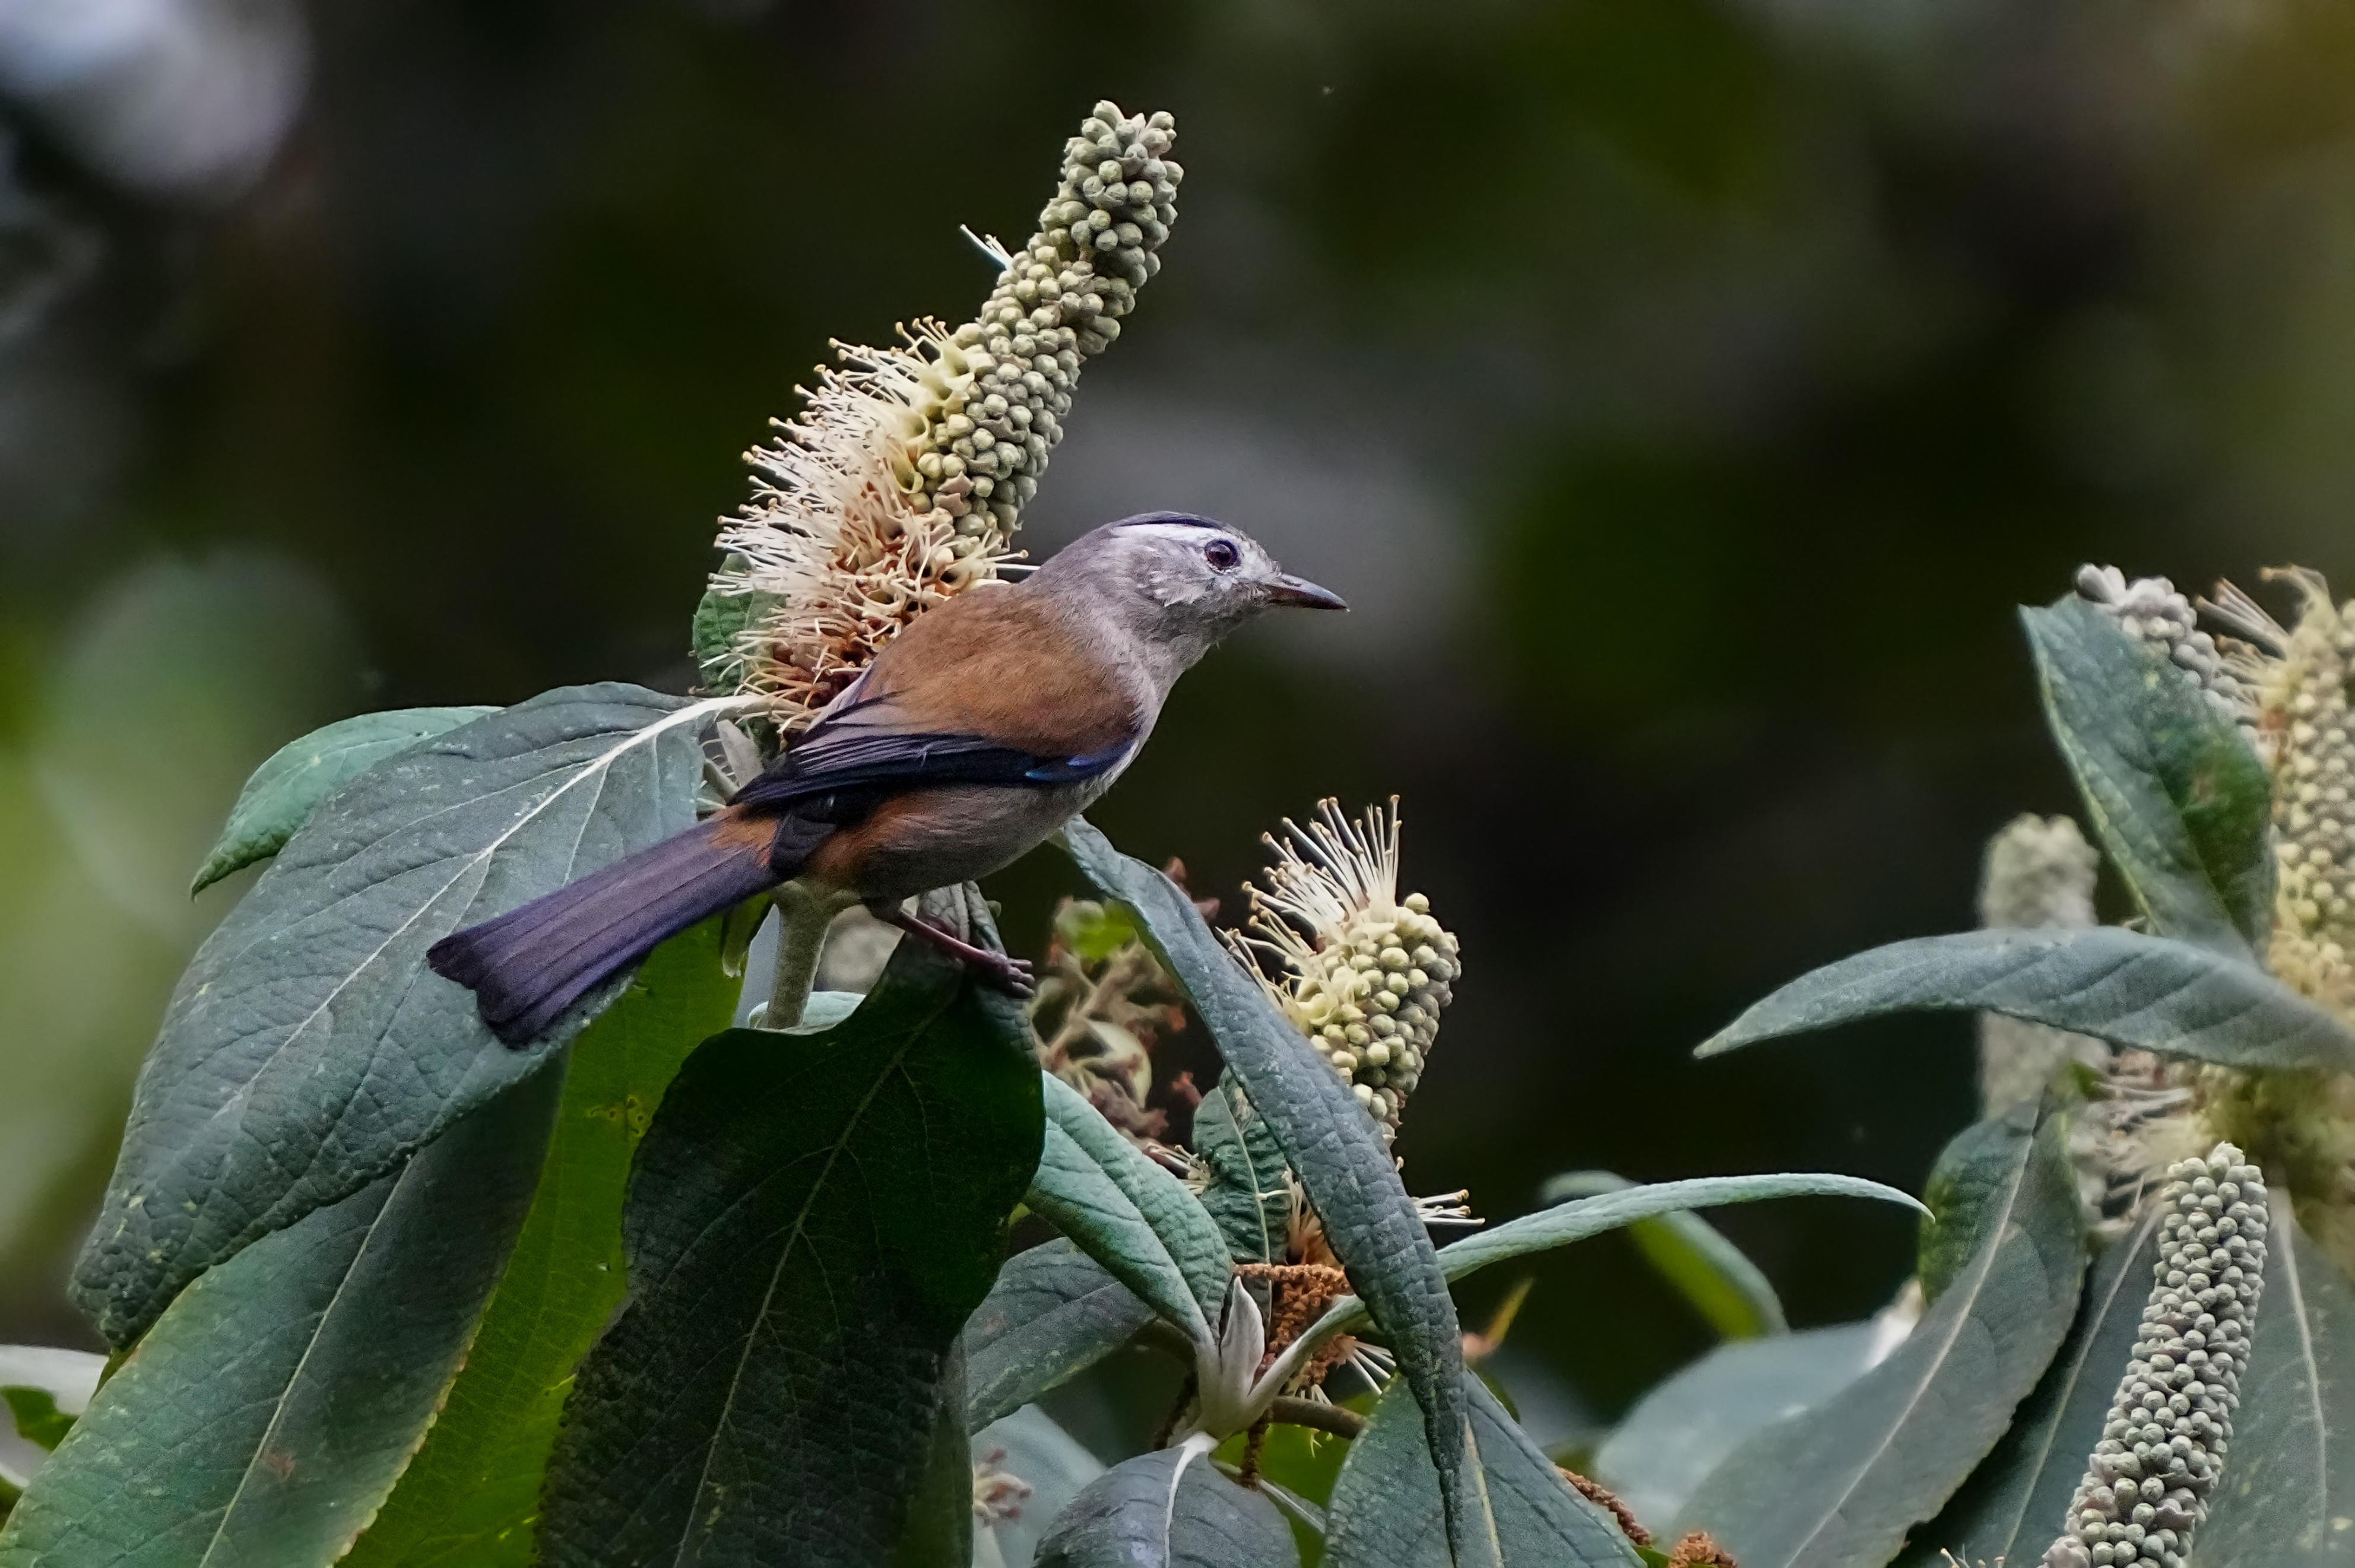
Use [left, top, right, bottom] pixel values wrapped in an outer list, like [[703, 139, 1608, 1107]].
[[2040, 1144, 2269, 1568], [702, 101, 1181, 723], [1225, 798, 1460, 1139]]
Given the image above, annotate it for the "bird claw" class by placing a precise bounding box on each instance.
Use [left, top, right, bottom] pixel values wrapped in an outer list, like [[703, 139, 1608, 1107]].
[[884, 910, 1037, 998], [971, 952, 1036, 998]]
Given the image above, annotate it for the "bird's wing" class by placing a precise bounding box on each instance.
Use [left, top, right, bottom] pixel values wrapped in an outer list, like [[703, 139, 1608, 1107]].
[[731, 579, 1147, 815], [728, 723, 1132, 813]]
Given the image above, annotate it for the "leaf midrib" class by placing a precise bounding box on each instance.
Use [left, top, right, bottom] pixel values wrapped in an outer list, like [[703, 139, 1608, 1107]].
[[1775, 1126, 2040, 1566], [2279, 1227, 2331, 1531], [169, 699, 722, 1284], [191, 1180, 400, 1567], [1982, 1205, 2161, 1557], [668, 997, 955, 1566]]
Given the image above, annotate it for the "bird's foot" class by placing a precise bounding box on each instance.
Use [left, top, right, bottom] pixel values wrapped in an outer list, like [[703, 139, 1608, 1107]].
[[962, 948, 1037, 999], [883, 910, 1037, 998]]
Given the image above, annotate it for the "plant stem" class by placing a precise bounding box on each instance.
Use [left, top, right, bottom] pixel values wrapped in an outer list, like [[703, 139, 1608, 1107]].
[[1267, 1396, 1364, 1439], [765, 883, 835, 1029]]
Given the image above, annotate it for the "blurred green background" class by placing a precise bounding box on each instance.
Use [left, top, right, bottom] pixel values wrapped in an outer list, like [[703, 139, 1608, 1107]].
[[2, 0, 2351, 1443]]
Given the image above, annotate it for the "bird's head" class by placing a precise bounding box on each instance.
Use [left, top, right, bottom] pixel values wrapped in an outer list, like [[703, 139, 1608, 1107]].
[[1035, 512, 1346, 671]]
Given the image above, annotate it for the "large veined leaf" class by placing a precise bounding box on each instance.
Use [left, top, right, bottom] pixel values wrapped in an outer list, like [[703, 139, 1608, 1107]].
[[1594, 1323, 1882, 1529], [1542, 1172, 1802, 1340], [75, 684, 730, 1346], [1029, 1071, 1232, 1344], [341, 922, 740, 1568], [1896, 1209, 2164, 1567], [1673, 1101, 2087, 1568], [189, 706, 498, 893], [963, 1239, 1156, 1434], [1032, 1442, 1299, 1568], [1322, 1379, 1642, 1567], [1059, 821, 1489, 1566], [1191, 1081, 1291, 1267], [2023, 596, 2274, 957], [899, 1350, 984, 1568], [971, 1406, 1107, 1568], [0, 1069, 559, 1568], [535, 932, 1042, 1568], [1306, 1173, 1923, 1344], [1696, 927, 2355, 1076], [2197, 1215, 2355, 1566]]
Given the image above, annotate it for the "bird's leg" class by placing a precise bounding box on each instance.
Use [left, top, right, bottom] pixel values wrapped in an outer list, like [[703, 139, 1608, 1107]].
[[881, 906, 1037, 997]]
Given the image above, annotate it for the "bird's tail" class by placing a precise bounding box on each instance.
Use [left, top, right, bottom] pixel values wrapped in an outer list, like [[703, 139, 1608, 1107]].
[[427, 812, 784, 1045]]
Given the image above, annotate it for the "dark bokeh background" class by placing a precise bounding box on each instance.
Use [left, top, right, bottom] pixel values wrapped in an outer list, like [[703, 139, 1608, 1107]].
[[4, 0, 2351, 1435]]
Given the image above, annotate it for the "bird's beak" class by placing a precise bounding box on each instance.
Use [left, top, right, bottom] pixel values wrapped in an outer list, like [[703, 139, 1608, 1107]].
[[1266, 573, 1348, 611]]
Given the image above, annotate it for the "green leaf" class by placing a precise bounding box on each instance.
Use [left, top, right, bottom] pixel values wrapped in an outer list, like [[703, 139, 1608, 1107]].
[[1696, 927, 2355, 1075], [0, 1351, 102, 1512], [1308, 1174, 1924, 1344], [2023, 596, 2275, 956], [1593, 1323, 1881, 1529], [190, 706, 498, 894], [1029, 1071, 1232, 1345], [2197, 1214, 2355, 1566], [0, 1068, 559, 1568], [0, 1395, 68, 1458], [536, 930, 1043, 1568], [972, 1406, 1108, 1568], [1323, 1380, 1643, 1567], [1896, 1208, 2163, 1567], [1192, 1081, 1292, 1267], [74, 683, 725, 1347], [963, 1239, 1156, 1434], [0, 1348, 102, 1491], [340, 921, 740, 1568], [1673, 1100, 2087, 1568], [1539, 1172, 1789, 1340], [1058, 820, 1489, 1566], [897, 1348, 981, 1568], [1032, 1443, 1299, 1568], [689, 560, 771, 693]]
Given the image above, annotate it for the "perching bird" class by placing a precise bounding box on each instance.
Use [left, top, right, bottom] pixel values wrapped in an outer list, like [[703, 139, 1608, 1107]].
[[427, 512, 1345, 1044]]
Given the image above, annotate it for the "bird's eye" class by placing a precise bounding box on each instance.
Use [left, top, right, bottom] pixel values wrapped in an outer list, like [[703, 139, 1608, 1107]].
[[1203, 538, 1241, 572]]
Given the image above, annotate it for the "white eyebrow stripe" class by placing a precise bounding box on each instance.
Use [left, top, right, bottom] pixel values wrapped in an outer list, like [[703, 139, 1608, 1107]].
[[1118, 522, 1229, 545]]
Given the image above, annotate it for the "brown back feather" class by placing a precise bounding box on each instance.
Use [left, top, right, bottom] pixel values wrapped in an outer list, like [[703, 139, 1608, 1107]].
[[850, 583, 1145, 755]]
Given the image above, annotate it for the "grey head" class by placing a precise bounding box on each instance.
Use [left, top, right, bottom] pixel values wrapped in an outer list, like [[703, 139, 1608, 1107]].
[[1026, 511, 1346, 682]]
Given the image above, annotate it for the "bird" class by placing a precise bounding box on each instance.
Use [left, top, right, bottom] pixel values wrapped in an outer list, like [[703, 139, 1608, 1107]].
[[427, 512, 1346, 1045]]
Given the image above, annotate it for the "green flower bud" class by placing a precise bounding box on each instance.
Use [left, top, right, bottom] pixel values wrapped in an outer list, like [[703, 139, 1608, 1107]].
[[1977, 813, 2107, 1116], [2075, 565, 2250, 722], [2041, 1145, 2268, 1568]]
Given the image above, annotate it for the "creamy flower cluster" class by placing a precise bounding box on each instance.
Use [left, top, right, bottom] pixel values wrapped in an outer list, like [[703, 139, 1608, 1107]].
[[1228, 801, 1459, 1138], [924, 103, 1180, 548], [702, 101, 1178, 723], [2042, 1145, 2269, 1568], [2213, 570, 2355, 1011]]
